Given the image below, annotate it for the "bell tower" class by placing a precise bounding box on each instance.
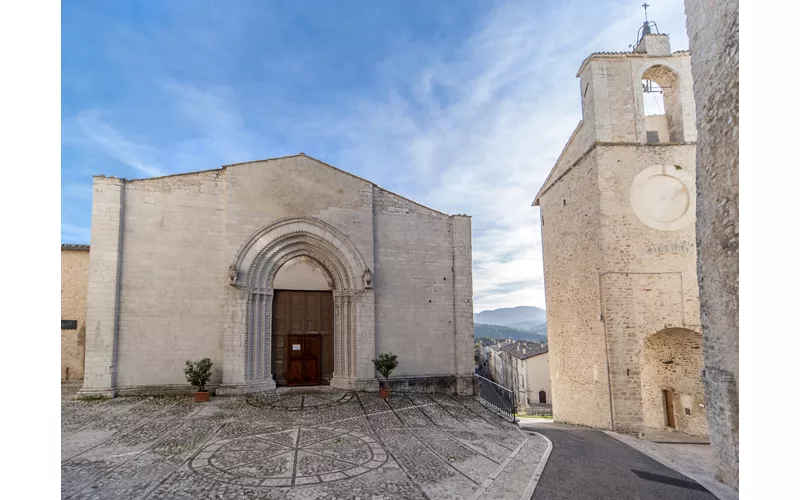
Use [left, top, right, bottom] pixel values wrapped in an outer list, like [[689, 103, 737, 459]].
[[576, 7, 695, 146], [534, 10, 707, 437]]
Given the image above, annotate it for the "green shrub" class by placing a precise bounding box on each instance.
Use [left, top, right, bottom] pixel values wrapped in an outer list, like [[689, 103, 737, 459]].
[[184, 358, 213, 392], [372, 352, 399, 387]]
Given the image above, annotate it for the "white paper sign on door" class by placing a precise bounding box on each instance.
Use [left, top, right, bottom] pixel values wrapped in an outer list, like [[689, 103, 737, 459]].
[[292, 344, 301, 351]]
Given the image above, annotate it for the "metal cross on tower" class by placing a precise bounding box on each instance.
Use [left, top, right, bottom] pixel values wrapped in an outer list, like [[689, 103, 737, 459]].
[[642, 3, 650, 22]]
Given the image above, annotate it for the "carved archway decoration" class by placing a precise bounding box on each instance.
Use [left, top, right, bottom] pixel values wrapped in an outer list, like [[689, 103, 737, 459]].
[[230, 218, 369, 385]]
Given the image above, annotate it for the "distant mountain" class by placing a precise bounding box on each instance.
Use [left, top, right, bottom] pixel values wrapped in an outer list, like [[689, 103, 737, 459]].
[[474, 306, 546, 328], [504, 319, 548, 333], [474, 323, 547, 343]]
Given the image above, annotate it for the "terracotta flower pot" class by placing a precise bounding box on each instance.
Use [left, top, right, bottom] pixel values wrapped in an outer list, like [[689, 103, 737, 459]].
[[195, 391, 210, 403], [379, 387, 390, 399]]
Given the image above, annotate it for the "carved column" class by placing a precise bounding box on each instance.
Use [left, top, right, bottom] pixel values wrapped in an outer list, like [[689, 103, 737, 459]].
[[218, 286, 276, 395], [331, 290, 359, 388], [348, 292, 357, 378], [247, 289, 274, 384], [262, 291, 273, 381]]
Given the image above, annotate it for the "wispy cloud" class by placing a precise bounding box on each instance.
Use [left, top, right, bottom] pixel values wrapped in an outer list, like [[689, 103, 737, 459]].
[[61, 0, 689, 310], [72, 110, 166, 177], [161, 81, 269, 171], [301, 0, 689, 311]]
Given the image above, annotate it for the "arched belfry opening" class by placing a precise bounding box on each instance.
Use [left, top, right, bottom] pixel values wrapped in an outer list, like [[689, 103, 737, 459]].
[[219, 217, 375, 394], [641, 65, 684, 143]]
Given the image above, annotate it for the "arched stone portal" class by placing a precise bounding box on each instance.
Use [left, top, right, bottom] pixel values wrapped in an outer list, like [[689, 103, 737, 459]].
[[217, 217, 375, 395], [641, 328, 708, 438]]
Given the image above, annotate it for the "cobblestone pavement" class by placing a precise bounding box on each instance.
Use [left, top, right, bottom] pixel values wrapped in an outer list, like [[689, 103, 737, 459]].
[[62, 385, 548, 500]]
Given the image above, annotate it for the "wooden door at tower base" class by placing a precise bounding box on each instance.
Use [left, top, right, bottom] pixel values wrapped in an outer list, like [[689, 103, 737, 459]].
[[663, 390, 676, 428]]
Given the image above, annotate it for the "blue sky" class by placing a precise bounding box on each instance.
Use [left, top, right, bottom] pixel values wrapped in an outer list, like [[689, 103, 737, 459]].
[[62, 0, 689, 311]]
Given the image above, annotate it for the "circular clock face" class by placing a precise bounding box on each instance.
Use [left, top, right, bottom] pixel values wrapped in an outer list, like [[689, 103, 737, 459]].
[[630, 165, 695, 231]]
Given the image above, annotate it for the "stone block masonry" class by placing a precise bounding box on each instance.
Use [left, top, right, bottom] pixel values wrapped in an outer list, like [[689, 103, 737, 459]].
[[538, 149, 612, 430], [79, 154, 475, 397], [61, 245, 90, 382], [684, 0, 739, 488], [80, 177, 125, 398], [534, 31, 706, 440]]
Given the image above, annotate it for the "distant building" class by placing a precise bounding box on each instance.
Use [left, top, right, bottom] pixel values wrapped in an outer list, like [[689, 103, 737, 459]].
[[499, 341, 551, 410], [476, 339, 496, 374], [499, 340, 551, 412], [62, 244, 89, 382], [484, 340, 550, 412]]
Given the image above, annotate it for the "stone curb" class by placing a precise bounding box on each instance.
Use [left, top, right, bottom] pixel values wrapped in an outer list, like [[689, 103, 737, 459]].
[[520, 431, 553, 500]]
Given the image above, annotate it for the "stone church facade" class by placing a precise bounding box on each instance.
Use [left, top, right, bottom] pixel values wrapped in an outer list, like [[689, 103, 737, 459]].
[[79, 154, 474, 397], [534, 31, 708, 438]]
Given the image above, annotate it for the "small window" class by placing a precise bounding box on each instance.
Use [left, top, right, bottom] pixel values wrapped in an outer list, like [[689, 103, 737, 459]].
[[646, 131, 660, 144], [539, 390, 547, 404]]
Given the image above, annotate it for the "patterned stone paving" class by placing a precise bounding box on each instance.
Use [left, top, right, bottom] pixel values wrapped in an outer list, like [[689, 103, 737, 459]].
[[61, 385, 548, 500]]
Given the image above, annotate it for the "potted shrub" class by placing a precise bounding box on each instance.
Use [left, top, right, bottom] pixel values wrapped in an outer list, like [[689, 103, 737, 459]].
[[372, 352, 399, 399], [184, 358, 213, 402]]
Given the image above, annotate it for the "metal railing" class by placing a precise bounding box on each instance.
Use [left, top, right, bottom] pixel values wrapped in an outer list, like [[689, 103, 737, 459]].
[[522, 405, 553, 418], [474, 373, 516, 421]]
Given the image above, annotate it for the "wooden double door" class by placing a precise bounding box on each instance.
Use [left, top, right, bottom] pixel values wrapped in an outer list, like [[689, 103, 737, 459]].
[[272, 290, 334, 386]]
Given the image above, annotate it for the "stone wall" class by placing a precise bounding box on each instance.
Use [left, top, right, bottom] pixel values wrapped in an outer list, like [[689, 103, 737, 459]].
[[684, 0, 739, 488], [61, 246, 89, 381], [536, 39, 704, 435], [539, 149, 612, 429], [82, 177, 125, 395], [596, 144, 702, 435], [373, 188, 474, 387], [117, 170, 227, 390], [82, 155, 473, 396], [641, 328, 707, 437], [576, 52, 696, 145]]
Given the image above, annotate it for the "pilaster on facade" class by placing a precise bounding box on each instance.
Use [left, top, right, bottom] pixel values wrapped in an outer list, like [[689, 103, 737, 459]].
[[451, 215, 475, 390], [79, 176, 126, 398]]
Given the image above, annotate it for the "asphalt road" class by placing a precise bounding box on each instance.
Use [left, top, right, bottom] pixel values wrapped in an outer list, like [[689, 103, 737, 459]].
[[524, 424, 717, 500]]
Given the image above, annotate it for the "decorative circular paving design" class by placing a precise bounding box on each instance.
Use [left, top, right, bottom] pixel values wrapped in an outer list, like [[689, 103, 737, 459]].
[[246, 390, 354, 411], [189, 426, 387, 487]]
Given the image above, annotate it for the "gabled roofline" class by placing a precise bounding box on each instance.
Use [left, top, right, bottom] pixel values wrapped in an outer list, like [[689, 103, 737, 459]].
[[575, 49, 690, 77], [92, 153, 464, 218], [225, 155, 456, 217]]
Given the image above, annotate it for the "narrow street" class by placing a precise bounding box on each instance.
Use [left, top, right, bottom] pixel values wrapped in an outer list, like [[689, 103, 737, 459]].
[[524, 424, 718, 500]]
